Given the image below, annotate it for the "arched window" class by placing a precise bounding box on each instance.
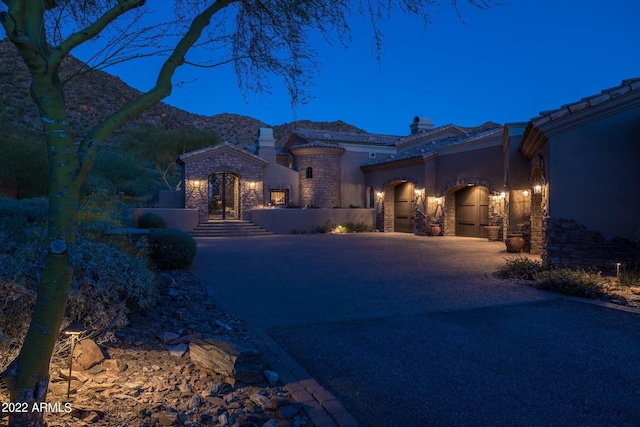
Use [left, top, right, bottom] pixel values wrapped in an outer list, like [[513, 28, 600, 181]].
[[305, 167, 313, 179]]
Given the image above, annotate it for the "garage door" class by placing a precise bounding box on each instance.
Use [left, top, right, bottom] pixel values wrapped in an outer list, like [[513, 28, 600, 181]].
[[455, 186, 489, 237], [394, 182, 414, 233]]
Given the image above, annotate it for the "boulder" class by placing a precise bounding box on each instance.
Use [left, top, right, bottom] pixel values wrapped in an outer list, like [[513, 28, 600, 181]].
[[190, 337, 266, 384]]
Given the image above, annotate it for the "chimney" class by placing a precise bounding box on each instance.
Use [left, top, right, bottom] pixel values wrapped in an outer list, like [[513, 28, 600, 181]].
[[409, 116, 435, 135], [255, 127, 276, 162]]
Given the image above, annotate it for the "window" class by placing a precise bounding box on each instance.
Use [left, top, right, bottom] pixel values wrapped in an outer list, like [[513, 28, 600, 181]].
[[305, 167, 313, 179], [270, 190, 288, 205]]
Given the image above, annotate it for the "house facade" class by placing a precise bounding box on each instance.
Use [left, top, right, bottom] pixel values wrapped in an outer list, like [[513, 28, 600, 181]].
[[177, 79, 639, 270]]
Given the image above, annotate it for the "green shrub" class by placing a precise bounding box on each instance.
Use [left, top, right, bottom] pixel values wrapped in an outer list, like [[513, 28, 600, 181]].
[[137, 212, 168, 229], [149, 228, 197, 270], [496, 255, 548, 281], [535, 268, 605, 298]]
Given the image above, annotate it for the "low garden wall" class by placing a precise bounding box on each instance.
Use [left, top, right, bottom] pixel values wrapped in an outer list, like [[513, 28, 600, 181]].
[[251, 208, 376, 234], [131, 208, 199, 232], [544, 218, 640, 272]]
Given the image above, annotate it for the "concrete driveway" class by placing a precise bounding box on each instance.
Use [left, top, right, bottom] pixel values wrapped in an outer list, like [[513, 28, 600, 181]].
[[191, 233, 640, 426]]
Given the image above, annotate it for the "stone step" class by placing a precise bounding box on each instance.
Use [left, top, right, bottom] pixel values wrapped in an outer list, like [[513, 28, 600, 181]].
[[189, 221, 273, 238]]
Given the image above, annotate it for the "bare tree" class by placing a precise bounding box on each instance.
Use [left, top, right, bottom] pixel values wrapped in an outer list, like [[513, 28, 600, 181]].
[[0, 0, 494, 425]]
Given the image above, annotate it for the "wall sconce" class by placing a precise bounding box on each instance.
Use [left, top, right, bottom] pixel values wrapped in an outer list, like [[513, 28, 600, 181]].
[[533, 184, 542, 194], [249, 181, 256, 190], [414, 188, 424, 197], [61, 322, 86, 401], [193, 180, 201, 187], [435, 197, 442, 205], [376, 192, 384, 199], [522, 189, 530, 197]]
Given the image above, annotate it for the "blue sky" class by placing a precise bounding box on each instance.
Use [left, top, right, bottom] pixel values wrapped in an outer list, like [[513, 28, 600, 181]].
[[75, 0, 639, 136]]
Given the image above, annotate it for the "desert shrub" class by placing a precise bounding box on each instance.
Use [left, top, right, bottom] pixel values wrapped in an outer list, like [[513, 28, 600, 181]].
[[148, 228, 197, 270], [618, 263, 640, 286], [0, 197, 48, 253], [535, 268, 605, 298], [496, 255, 548, 281], [344, 222, 374, 232], [0, 238, 157, 372], [137, 212, 168, 229]]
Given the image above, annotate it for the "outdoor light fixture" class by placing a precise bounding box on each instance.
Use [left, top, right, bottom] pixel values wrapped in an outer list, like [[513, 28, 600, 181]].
[[61, 322, 86, 401], [522, 189, 530, 197], [435, 197, 442, 205], [616, 262, 622, 279], [377, 192, 384, 199], [533, 184, 542, 194], [249, 181, 256, 190], [193, 180, 201, 187]]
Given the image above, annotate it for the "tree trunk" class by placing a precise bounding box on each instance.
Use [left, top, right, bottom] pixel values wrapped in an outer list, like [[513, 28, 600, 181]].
[[2, 62, 79, 426]]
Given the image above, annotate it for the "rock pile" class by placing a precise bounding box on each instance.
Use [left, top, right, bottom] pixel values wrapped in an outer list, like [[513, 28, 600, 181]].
[[42, 271, 312, 427]]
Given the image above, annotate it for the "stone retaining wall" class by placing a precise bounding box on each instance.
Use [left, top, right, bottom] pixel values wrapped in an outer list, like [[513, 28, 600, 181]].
[[544, 218, 640, 272]]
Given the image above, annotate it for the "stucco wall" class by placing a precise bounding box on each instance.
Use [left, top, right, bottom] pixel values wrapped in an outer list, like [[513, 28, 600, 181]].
[[548, 106, 640, 240], [435, 145, 503, 194], [251, 208, 376, 234], [131, 208, 199, 232]]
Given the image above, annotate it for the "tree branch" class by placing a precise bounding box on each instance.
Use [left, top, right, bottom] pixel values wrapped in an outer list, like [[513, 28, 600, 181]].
[[50, 0, 146, 67], [75, 0, 236, 185]]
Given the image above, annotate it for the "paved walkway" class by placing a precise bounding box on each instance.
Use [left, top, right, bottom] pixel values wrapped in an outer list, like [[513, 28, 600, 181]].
[[191, 234, 640, 426]]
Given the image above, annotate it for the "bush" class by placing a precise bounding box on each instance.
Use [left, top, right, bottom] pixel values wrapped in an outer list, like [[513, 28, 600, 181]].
[[0, 238, 158, 372], [149, 228, 197, 270], [137, 212, 168, 229], [535, 268, 605, 298], [496, 255, 548, 281], [618, 263, 640, 286]]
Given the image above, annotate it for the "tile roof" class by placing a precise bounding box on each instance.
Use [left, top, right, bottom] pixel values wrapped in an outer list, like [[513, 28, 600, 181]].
[[366, 125, 503, 166], [292, 128, 400, 146], [530, 78, 640, 127], [289, 141, 346, 151]]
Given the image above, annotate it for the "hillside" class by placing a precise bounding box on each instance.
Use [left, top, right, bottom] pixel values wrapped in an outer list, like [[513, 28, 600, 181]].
[[0, 39, 366, 148]]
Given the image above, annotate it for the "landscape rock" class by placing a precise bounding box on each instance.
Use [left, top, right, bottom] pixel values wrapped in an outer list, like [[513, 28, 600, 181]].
[[74, 339, 105, 370], [190, 337, 266, 384], [40, 271, 312, 427]]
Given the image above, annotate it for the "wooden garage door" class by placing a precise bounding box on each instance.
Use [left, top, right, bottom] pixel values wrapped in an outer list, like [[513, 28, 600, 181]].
[[394, 182, 414, 233], [455, 186, 489, 237]]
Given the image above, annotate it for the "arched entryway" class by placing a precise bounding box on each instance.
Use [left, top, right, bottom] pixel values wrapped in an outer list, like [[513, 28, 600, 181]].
[[208, 172, 240, 220], [454, 185, 489, 237]]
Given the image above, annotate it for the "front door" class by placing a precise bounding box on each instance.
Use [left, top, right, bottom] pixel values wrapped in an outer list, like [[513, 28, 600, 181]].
[[394, 182, 414, 233], [455, 186, 489, 237], [209, 173, 239, 220]]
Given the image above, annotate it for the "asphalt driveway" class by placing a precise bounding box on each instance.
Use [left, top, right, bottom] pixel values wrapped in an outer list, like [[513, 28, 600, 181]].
[[191, 233, 640, 426]]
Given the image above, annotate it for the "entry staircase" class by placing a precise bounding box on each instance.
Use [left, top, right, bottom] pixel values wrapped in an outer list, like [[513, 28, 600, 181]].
[[189, 220, 273, 238]]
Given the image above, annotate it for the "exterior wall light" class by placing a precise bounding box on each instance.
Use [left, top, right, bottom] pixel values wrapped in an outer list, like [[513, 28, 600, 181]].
[[435, 197, 442, 205], [377, 192, 384, 199], [193, 180, 201, 187], [249, 181, 256, 190], [522, 190, 530, 197], [533, 184, 542, 194], [499, 192, 506, 199]]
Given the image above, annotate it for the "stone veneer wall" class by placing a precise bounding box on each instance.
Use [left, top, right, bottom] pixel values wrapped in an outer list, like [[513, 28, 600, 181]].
[[184, 152, 264, 222], [544, 218, 640, 272], [292, 147, 343, 208]]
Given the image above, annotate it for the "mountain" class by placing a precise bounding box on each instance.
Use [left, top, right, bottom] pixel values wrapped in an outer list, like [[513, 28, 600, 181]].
[[0, 38, 367, 148]]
